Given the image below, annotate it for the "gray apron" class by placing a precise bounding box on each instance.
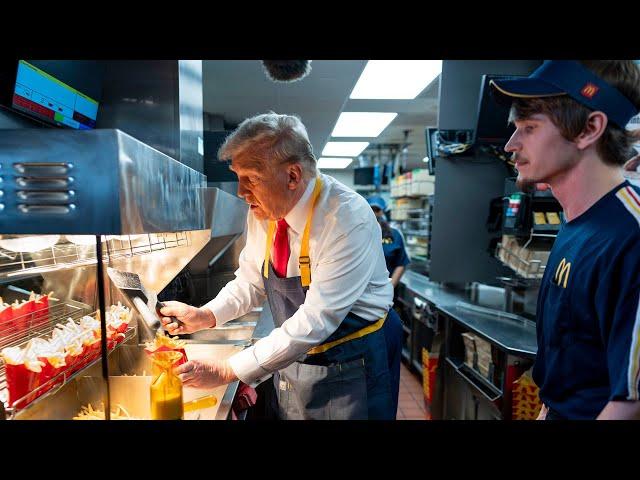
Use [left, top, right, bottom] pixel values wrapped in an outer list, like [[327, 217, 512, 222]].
[[263, 261, 397, 420]]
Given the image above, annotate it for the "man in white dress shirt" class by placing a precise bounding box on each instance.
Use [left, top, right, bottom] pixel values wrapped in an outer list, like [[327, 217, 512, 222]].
[[161, 113, 403, 419]]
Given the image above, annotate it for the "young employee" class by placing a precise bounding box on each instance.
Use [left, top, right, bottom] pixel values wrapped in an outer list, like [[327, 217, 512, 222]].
[[492, 60, 640, 419]]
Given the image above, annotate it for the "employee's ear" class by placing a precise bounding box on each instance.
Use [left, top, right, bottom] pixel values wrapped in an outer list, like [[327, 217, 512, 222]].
[[575, 111, 607, 150], [287, 163, 304, 189]]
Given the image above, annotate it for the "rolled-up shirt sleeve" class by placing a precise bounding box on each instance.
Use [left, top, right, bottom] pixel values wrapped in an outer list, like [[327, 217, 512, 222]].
[[228, 219, 389, 385], [202, 218, 267, 327]]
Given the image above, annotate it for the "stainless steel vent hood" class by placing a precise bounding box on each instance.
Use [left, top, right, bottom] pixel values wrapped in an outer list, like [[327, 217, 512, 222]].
[[0, 128, 207, 235]]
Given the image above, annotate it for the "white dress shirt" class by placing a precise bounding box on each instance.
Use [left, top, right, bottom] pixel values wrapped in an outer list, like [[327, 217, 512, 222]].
[[203, 173, 394, 385]]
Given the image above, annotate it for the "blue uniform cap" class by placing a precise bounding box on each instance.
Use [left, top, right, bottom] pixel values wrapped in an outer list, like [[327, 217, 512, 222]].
[[490, 60, 639, 128], [367, 195, 387, 211]]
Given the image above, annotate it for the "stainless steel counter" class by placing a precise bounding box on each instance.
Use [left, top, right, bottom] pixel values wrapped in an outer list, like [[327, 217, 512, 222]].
[[438, 303, 537, 358], [401, 270, 474, 308], [400, 270, 537, 357]]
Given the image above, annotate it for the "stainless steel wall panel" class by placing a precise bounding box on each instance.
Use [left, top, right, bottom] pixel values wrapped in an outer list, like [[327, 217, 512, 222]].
[[97, 61, 180, 162]]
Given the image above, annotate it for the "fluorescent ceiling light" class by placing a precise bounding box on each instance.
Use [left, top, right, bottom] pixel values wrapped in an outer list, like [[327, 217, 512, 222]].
[[331, 112, 397, 137], [350, 60, 442, 99], [317, 157, 353, 169], [322, 141, 369, 157]]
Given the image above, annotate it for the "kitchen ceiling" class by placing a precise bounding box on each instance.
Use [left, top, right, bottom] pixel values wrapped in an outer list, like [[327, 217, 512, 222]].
[[202, 60, 440, 172]]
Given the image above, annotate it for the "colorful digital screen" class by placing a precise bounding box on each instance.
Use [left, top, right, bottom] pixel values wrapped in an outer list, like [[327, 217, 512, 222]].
[[12, 60, 99, 130]]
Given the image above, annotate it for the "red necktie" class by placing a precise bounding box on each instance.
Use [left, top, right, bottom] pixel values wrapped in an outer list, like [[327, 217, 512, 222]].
[[272, 218, 290, 278]]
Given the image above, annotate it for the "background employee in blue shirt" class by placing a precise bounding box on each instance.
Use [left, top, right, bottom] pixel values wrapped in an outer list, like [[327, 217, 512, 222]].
[[492, 60, 640, 420], [367, 195, 411, 290]]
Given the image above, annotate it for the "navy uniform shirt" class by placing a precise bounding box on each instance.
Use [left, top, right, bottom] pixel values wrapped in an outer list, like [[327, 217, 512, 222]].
[[382, 227, 410, 274], [532, 181, 640, 419]]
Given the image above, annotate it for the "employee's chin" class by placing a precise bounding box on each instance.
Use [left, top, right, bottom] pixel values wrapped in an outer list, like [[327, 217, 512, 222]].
[[515, 174, 537, 191]]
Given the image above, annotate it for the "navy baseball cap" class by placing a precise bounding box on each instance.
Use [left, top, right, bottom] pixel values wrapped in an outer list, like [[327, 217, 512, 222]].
[[490, 60, 639, 128]]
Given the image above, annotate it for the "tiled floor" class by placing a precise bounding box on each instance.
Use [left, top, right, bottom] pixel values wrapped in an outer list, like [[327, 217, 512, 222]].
[[397, 361, 427, 420]]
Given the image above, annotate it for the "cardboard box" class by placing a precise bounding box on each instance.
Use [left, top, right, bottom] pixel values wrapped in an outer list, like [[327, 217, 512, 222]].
[[461, 332, 492, 380]]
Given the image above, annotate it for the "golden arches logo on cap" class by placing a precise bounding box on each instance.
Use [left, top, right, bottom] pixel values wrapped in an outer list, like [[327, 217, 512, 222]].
[[580, 83, 599, 99]]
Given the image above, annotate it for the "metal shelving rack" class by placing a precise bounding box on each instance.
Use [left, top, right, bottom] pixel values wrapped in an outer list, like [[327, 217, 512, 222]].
[[0, 233, 191, 281], [0, 294, 136, 417], [494, 230, 556, 280], [0, 299, 87, 349], [396, 194, 433, 276], [1, 328, 137, 418]]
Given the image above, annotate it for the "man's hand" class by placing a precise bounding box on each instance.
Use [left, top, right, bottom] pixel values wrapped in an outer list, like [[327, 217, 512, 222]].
[[536, 404, 548, 420], [159, 301, 216, 335], [174, 359, 237, 388]]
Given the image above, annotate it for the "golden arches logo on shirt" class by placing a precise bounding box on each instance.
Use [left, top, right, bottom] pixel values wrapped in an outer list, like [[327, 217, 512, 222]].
[[554, 258, 571, 288]]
